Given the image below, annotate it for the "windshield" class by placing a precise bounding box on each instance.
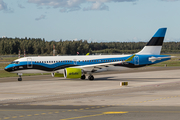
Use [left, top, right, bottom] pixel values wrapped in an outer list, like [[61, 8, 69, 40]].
[[11, 61, 19, 64]]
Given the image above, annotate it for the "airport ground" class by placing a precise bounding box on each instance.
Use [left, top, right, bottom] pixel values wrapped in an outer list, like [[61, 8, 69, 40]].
[[0, 67, 180, 120]]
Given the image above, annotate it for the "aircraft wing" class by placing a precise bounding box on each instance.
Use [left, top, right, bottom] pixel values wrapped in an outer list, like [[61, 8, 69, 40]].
[[73, 54, 135, 73]]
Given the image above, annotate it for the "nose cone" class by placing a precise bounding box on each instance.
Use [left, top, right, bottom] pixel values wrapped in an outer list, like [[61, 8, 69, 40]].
[[4, 65, 13, 72]]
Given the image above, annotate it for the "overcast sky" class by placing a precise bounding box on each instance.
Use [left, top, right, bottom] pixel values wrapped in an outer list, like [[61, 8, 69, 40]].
[[0, 0, 180, 42]]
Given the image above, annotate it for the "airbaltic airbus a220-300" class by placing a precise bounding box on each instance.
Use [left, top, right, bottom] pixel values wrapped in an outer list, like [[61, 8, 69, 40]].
[[5, 28, 172, 81]]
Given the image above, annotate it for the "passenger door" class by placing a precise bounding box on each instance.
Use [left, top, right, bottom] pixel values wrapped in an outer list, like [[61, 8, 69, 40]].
[[27, 58, 33, 68]]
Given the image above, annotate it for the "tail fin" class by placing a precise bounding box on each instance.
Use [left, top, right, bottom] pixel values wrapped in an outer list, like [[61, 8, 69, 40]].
[[137, 28, 167, 55]]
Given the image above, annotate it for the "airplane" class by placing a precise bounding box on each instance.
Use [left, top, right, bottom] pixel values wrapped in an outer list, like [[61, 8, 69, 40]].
[[4, 28, 172, 81]]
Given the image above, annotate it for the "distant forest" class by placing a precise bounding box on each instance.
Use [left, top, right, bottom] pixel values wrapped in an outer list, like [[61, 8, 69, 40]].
[[0, 37, 180, 55]]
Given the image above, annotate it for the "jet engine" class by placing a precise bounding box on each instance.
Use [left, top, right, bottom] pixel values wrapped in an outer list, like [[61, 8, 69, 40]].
[[64, 68, 82, 79]]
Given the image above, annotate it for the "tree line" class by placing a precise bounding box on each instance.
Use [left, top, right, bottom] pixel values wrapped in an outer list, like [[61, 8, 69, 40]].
[[0, 37, 180, 55]]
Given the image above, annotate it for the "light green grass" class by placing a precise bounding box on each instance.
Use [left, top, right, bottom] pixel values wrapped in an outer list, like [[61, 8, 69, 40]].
[[0, 63, 9, 69], [0, 57, 18, 62], [0, 70, 50, 78]]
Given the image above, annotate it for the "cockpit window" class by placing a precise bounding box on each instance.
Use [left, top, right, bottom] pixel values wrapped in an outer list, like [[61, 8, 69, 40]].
[[11, 61, 19, 64]]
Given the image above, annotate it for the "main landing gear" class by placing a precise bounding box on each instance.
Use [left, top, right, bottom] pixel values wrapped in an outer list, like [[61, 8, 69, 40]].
[[81, 74, 94, 81], [17, 73, 23, 81], [81, 75, 86, 80], [88, 75, 94, 81]]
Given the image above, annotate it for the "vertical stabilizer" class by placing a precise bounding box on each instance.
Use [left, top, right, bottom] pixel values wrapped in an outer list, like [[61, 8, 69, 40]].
[[137, 28, 167, 55]]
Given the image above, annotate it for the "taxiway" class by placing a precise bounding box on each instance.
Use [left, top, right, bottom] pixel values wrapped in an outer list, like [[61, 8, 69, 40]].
[[0, 67, 180, 120]]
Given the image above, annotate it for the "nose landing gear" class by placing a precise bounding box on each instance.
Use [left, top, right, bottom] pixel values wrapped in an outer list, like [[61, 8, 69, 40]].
[[17, 73, 23, 81]]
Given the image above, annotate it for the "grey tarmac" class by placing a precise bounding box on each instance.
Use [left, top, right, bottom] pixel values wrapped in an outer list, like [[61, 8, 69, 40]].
[[0, 67, 180, 120]]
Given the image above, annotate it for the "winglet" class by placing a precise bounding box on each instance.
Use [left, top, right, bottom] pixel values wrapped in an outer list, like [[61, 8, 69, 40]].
[[125, 54, 135, 62], [86, 53, 90, 56]]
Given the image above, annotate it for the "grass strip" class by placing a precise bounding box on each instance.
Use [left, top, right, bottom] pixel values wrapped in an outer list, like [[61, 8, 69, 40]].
[[0, 70, 50, 78]]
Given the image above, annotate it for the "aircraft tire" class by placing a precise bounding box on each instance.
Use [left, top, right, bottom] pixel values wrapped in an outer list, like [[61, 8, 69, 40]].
[[18, 78, 22, 81], [81, 75, 86, 80], [88, 75, 94, 81]]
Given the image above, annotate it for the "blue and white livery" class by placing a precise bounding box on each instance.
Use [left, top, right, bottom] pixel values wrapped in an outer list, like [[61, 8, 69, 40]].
[[4, 28, 172, 81]]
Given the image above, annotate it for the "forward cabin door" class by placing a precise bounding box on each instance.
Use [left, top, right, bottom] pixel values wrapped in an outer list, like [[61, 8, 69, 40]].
[[27, 58, 33, 68]]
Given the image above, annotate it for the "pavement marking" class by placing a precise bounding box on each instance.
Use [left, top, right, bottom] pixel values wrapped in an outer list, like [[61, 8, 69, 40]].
[[103, 111, 128, 114], [60, 111, 128, 120], [12, 116, 17, 118], [60, 113, 104, 120], [3, 117, 10, 120], [34, 114, 39, 115], [1, 95, 179, 120], [41, 113, 46, 115]]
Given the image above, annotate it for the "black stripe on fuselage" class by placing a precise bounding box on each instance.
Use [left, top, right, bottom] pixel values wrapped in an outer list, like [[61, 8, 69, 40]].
[[146, 37, 164, 46], [5, 64, 78, 72], [5, 63, 153, 73]]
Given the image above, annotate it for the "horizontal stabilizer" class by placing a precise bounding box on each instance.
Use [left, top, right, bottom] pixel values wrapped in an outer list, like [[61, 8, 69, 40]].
[[149, 56, 175, 62]]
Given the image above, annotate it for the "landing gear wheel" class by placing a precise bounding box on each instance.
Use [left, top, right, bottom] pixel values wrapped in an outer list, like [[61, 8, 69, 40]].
[[88, 75, 94, 81], [18, 75, 22, 81], [81, 75, 86, 80], [18, 78, 22, 81]]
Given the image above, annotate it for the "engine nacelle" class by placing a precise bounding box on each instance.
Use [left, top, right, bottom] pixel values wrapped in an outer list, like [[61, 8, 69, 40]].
[[64, 68, 82, 79], [51, 73, 64, 77]]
